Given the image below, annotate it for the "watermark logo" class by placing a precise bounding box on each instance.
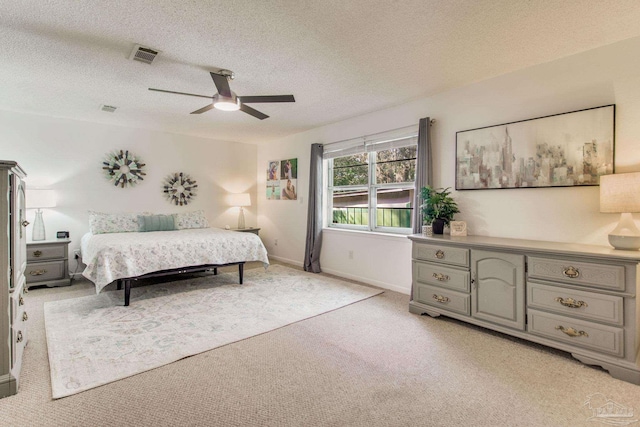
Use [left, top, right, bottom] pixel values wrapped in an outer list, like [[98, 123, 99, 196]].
[[584, 393, 638, 426]]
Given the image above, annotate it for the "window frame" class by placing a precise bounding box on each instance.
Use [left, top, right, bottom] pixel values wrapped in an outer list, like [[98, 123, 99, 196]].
[[326, 141, 417, 235]]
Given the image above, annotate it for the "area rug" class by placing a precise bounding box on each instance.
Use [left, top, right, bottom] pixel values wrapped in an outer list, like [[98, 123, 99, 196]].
[[44, 265, 382, 398]]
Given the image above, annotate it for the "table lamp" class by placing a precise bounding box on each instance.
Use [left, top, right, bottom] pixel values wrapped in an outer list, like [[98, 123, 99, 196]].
[[228, 193, 251, 229], [600, 172, 640, 250], [26, 189, 56, 241]]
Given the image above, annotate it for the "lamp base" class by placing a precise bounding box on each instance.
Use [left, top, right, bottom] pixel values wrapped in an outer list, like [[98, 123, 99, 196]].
[[32, 209, 46, 241], [608, 213, 640, 250], [238, 207, 245, 229]]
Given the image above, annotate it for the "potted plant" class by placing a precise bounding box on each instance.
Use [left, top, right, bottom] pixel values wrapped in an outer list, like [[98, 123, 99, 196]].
[[420, 186, 460, 234]]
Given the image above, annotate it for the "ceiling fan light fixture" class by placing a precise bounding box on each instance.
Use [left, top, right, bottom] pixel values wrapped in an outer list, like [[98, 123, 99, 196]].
[[213, 93, 240, 111]]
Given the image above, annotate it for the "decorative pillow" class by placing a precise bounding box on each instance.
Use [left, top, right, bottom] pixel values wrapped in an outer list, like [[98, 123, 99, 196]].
[[172, 210, 210, 230], [138, 214, 176, 232], [89, 211, 150, 234]]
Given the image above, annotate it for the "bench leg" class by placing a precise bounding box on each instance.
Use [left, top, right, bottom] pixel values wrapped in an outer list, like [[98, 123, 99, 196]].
[[213, 268, 218, 275], [124, 280, 131, 306], [239, 263, 244, 284], [117, 279, 122, 290]]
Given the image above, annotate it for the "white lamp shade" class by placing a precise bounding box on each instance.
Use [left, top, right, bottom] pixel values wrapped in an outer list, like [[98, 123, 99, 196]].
[[227, 193, 251, 207], [26, 189, 56, 209]]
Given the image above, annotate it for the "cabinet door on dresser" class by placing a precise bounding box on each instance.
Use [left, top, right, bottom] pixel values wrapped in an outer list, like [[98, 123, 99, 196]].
[[12, 174, 27, 287], [471, 250, 525, 330]]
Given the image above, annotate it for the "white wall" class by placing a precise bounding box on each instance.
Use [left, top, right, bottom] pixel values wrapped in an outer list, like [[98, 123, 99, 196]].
[[257, 36, 640, 295], [0, 112, 257, 265]]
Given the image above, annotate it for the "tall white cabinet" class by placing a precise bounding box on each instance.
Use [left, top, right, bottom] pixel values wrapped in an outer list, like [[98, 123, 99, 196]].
[[409, 234, 640, 385], [0, 161, 28, 398]]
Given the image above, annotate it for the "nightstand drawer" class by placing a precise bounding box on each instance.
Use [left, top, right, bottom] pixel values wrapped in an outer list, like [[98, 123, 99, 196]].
[[528, 309, 624, 357], [25, 260, 65, 283], [413, 244, 469, 267], [527, 282, 623, 326], [27, 245, 66, 261], [414, 283, 470, 315], [527, 256, 625, 291], [413, 261, 470, 292]]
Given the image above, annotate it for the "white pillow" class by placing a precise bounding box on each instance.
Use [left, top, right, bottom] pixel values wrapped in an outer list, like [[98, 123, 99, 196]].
[[172, 210, 210, 230], [89, 211, 151, 234]]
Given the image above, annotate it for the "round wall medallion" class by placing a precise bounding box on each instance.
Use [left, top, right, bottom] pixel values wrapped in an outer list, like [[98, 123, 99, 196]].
[[102, 150, 146, 188], [163, 172, 198, 205]]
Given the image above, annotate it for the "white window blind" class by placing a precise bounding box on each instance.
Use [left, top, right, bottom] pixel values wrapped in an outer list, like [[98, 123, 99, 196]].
[[323, 125, 418, 159]]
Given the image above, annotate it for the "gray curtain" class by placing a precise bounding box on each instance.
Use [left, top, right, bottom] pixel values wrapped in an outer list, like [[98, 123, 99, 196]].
[[412, 117, 433, 234], [304, 143, 323, 273]]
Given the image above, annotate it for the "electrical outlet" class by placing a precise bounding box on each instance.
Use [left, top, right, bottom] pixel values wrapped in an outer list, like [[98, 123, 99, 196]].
[[74, 249, 81, 260], [274, 239, 278, 247], [348, 250, 354, 259]]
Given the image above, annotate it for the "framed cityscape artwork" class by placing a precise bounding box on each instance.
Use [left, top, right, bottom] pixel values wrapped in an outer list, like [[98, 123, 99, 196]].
[[455, 104, 615, 190], [267, 158, 298, 200]]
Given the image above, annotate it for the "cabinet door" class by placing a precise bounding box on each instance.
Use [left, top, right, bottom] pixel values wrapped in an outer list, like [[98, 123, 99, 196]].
[[471, 249, 525, 330], [11, 174, 27, 289]]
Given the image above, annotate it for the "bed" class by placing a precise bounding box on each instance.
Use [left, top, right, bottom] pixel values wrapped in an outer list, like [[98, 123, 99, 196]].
[[81, 225, 269, 306]]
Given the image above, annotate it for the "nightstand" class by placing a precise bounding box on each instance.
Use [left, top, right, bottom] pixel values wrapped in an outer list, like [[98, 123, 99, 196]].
[[231, 227, 260, 235], [26, 239, 71, 288]]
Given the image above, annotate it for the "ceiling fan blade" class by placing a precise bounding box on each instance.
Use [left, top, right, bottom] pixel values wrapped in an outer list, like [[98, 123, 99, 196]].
[[238, 95, 295, 103], [148, 88, 212, 99], [190, 104, 214, 114], [210, 72, 232, 97], [240, 104, 269, 120]]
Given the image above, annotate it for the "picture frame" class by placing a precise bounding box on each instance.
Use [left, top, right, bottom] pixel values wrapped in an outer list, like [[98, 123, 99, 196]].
[[267, 158, 298, 200], [450, 221, 467, 236], [455, 105, 615, 190]]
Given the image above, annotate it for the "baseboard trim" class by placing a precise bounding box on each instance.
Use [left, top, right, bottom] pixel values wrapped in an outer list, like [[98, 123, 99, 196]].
[[268, 255, 303, 267], [319, 266, 410, 295]]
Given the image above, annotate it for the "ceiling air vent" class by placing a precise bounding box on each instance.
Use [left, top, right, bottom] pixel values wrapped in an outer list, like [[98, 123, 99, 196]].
[[100, 105, 117, 113], [129, 44, 160, 64]]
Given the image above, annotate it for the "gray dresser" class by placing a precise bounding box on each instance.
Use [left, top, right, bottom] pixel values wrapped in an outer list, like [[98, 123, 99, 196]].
[[0, 161, 28, 398], [409, 234, 640, 385]]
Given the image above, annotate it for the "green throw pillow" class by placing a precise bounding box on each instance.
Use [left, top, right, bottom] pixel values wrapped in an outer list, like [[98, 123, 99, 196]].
[[138, 214, 176, 232]]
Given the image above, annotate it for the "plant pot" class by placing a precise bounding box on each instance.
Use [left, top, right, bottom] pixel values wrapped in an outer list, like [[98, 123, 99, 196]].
[[432, 218, 445, 235]]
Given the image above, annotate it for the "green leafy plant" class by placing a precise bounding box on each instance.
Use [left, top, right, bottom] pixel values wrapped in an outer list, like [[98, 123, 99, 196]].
[[420, 186, 460, 226]]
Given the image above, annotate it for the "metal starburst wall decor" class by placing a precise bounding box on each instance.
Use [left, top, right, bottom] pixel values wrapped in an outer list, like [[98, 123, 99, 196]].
[[163, 172, 198, 205], [102, 150, 146, 188]]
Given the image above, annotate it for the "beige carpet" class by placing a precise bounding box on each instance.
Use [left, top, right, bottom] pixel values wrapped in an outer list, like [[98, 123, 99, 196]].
[[44, 265, 382, 398], [2, 261, 640, 426]]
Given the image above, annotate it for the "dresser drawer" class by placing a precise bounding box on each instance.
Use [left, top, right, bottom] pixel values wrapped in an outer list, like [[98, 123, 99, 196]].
[[528, 309, 624, 357], [413, 261, 470, 292], [527, 282, 623, 326], [527, 256, 625, 291], [414, 283, 470, 315], [413, 244, 469, 268], [25, 260, 65, 283], [27, 244, 66, 261]]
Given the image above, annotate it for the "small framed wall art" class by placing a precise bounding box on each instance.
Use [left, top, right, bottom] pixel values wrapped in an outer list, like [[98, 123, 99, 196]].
[[267, 158, 298, 200]]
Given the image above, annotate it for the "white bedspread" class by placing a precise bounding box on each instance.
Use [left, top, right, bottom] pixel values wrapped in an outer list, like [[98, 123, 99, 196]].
[[81, 228, 269, 293]]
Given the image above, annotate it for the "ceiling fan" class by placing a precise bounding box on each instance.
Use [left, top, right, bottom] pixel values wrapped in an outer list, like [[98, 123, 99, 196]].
[[149, 69, 295, 120]]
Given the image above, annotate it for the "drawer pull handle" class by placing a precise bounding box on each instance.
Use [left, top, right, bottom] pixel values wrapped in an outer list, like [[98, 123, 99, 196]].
[[432, 294, 450, 303], [33, 250, 43, 258], [555, 325, 588, 338], [19, 295, 24, 306], [555, 297, 588, 309], [23, 312, 28, 321], [435, 250, 445, 259], [29, 269, 47, 276], [562, 266, 580, 278], [432, 272, 450, 282], [16, 331, 23, 343], [21, 220, 30, 227]]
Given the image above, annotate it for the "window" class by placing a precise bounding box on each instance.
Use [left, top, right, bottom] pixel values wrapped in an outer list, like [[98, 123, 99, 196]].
[[325, 126, 418, 234]]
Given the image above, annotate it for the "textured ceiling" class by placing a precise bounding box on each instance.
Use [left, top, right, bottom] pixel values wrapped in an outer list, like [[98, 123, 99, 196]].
[[1, 0, 640, 145]]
